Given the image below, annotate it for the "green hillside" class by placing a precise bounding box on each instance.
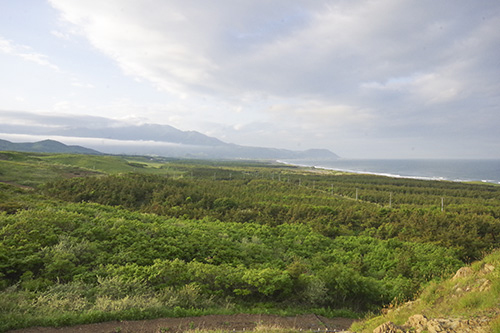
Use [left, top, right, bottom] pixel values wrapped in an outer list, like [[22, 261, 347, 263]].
[[0, 151, 183, 187], [0, 139, 101, 155], [351, 249, 500, 332], [0, 151, 499, 332]]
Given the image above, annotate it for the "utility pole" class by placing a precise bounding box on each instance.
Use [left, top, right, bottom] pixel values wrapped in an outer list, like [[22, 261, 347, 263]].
[[441, 197, 444, 212], [389, 192, 392, 208]]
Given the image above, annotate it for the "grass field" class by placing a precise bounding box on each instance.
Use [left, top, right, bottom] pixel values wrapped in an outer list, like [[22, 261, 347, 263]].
[[0, 152, 189, 187]]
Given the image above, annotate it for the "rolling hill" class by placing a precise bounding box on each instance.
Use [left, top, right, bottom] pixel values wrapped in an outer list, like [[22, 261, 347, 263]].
[[0, 139, 101, 155]]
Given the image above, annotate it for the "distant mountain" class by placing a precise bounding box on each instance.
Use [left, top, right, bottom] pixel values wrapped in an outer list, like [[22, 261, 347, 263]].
[[57, 123, 338, 159], [0, 139, 102, 155], [47, 124, 227, 147], [0, 123, 339, 160], [216, 144, 339, 160], [0, 111, 340, 159]]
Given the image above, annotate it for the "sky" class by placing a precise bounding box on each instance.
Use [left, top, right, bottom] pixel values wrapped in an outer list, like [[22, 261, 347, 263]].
[[1, 0, 500, 159]]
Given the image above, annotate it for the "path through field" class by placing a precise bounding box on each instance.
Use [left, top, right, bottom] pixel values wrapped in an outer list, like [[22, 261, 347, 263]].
[[8, 314, 356, 332]]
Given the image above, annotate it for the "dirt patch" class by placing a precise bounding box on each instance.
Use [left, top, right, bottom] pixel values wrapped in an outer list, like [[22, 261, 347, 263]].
[[7, 314, 356, 332]]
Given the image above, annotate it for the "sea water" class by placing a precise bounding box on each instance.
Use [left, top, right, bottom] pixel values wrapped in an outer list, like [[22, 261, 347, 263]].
[[281, 159, 500, 184]]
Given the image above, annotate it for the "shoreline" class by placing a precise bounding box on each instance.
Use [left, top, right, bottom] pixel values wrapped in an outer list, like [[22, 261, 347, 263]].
[[277, 159, 500, 185]]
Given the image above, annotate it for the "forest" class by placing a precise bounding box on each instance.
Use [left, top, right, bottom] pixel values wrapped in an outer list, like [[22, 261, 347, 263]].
[[0, 151, 499, 331]]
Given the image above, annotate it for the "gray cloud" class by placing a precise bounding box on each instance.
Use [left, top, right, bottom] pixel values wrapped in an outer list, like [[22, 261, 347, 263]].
[[48, 1, 492, 98], [0, 110, 122, 129]]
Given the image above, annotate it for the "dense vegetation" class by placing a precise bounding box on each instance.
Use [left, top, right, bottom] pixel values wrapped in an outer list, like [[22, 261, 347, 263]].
[[0, 152, 499, 331], [42, 169, 500, 261]]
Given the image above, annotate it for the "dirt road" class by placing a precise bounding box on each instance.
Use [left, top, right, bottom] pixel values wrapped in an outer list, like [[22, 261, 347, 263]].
[[8, 314, 356, 332]]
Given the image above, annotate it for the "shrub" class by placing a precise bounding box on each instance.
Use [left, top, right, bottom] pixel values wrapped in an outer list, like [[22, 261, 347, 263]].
[[159, 283, 215, 309]]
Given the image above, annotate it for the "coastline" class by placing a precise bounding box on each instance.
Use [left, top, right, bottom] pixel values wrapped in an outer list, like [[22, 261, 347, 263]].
[[277, 159, 500, 185]]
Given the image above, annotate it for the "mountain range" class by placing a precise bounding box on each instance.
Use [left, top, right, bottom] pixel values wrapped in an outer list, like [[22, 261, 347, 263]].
[[0, 123, 339, 160]]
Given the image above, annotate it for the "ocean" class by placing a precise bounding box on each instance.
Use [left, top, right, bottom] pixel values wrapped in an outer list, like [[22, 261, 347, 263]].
[[281, 159, 500, 184]]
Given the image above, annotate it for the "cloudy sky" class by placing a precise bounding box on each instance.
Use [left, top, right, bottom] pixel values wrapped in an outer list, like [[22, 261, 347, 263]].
[[1, 0, 499, 158]]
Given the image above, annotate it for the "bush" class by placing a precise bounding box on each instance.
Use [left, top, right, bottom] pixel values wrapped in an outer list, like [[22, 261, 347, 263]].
[[36, 282, 91, 313], [159, 283, 215, 309]]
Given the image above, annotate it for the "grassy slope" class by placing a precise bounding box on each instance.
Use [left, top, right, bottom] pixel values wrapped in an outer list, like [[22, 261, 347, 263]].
[[0, 152, 100, 187], [351, 249, 500, 332], [0, 152, 187, 187], [0, 151, 300, 188]]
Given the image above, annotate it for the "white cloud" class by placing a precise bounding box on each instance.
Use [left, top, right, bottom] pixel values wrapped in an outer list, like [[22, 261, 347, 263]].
[[361, 70, 463, 104], [51, 30, 71, 40], [70, 78, 95, 88], [46, 1, 499, 101], [267, 100, 375, 131], [0, 36, 61, 72], [53, 101, 76, 112], [412, 72, 462, 104]]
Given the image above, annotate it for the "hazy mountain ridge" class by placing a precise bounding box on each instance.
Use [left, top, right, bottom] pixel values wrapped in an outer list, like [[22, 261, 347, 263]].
[[0, 123, 225, 147], [0, 139, 101, 155], [63, 124, 228, 146], [0, 122, 339, 159]]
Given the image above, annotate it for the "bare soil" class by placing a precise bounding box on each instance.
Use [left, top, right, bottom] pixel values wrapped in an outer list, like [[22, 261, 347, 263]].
[[7, 314, 356, 332]]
